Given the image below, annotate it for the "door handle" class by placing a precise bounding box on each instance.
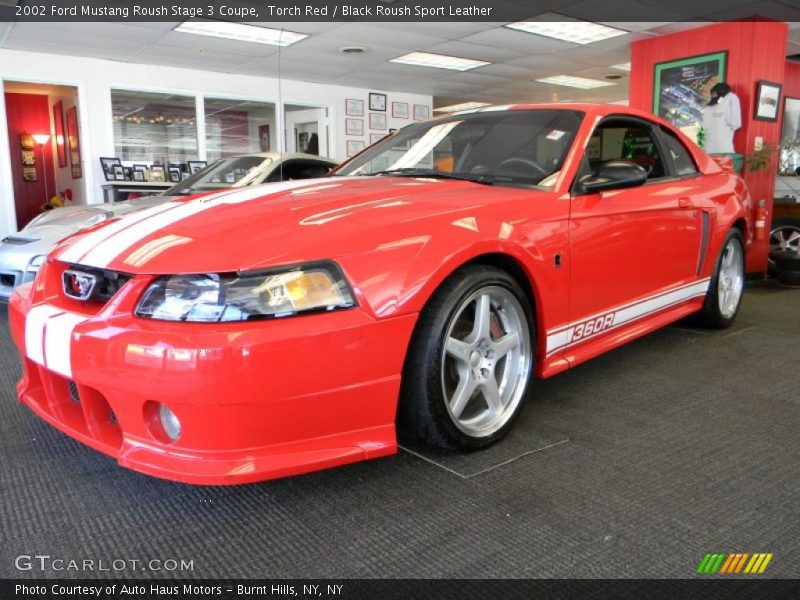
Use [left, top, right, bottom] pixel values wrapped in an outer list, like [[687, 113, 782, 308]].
[[678, 197, 694, 209]]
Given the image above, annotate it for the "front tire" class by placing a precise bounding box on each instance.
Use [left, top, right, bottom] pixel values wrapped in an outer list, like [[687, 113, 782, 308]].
[[398, 265, 535, 450], [695, 229, 745, 329]]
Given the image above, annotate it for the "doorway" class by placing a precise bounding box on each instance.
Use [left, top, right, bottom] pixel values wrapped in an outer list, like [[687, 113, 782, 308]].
[[283, 104, 330, 157], [3, 81, 83, 230]]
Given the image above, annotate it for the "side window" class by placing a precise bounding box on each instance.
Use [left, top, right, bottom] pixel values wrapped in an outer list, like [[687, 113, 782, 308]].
[[660, 128, 698, 176], [266, 161, 331, 182], [588, 120, 667, 180]]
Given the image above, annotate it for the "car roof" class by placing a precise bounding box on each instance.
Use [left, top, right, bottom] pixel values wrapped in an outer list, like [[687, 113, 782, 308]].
[[438, 103, 672, 126], [222, 152, 338, 164]]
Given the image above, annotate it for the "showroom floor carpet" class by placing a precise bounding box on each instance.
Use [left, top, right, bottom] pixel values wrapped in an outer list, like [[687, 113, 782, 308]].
[[1, 281, 798, 579]]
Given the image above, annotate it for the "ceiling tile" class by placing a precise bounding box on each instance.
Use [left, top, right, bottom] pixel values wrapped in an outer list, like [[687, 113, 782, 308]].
[[461, 27, 578, 54], [425, 40, 527, 62]]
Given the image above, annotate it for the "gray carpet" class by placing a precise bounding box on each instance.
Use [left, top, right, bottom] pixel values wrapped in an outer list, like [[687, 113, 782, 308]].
[[0, 282, 798, 579]]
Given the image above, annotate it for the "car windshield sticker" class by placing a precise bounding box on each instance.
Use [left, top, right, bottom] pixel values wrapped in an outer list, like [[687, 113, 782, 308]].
[[546, 130, 566, 140]]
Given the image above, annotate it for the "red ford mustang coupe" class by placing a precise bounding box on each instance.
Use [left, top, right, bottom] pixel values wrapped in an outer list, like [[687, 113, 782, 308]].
[[8, 104, 752, 484]]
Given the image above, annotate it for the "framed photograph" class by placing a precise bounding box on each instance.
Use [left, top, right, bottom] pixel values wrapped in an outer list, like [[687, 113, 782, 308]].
[[65, 106, 82, 179], [23, 167, 37, 182], [413, 104, 430, 121], [369, 92, 387, 112], [754, 80, 782, 121], [345, 98, 364, 116], [369, 112, 387, 130], [19, 134, 34, 150], [132, 168, 146, 182], [149, 165, 166, 183], [112, 165, 125, 181], [370, 133, 386, 144], [53, 101, 66, 167], [653, 51, 727, 142], [21, 150, 36, 166], [188, 160, 207, 175], [123, 167, 133, 181], [346, 140, 365, 157], [258, 124, 270, 152], [100, 157, 122, 181], [345, 118, 364, 136], [392, 102, 409, 119], [168, 167, 182, 183]]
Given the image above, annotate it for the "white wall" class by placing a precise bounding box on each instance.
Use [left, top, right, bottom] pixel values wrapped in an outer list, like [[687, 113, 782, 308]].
[[0, 48, 432, 237]]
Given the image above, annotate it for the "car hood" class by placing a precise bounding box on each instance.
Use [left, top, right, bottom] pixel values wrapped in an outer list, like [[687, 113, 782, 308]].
[[54, 176, 524, 274]]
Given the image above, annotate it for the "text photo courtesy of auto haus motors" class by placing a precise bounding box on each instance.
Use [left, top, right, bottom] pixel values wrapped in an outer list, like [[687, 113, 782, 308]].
[[0, 0, 799, 596]]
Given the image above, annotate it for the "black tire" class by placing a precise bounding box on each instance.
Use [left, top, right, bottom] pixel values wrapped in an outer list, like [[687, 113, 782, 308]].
[[772, 250, 800, 286], [398, 265, 535, 451], [695, 229, 745, 329], [768, 217, 800, 276]]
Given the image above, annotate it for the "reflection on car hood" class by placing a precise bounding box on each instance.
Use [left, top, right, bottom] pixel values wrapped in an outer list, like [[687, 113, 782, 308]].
[[54, 177, 538, 274]]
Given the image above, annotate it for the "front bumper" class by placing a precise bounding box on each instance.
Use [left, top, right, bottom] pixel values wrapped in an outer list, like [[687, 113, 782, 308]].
[[8, 278, 416, 485]]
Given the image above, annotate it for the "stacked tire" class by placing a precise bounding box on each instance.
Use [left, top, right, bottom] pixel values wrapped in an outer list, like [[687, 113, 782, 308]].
[[769, 217, 800, 286]]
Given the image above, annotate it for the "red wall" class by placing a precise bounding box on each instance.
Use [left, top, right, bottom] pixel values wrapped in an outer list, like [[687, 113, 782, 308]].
[[630, 21, 789, 274], [4, 92, 56, 230]]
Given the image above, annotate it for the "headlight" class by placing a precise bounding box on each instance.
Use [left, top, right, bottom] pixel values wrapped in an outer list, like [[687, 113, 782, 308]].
[[135, 262, 356, 322], [79, 212, 109, 230], [27, 255, 46, 273]]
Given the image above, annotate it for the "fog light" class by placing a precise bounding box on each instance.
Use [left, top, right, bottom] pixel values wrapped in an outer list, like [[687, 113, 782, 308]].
[[159, 404, 181, 441]]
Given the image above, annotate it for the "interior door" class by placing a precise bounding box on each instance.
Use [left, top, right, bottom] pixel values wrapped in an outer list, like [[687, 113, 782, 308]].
[[568, 118, 703, 324]]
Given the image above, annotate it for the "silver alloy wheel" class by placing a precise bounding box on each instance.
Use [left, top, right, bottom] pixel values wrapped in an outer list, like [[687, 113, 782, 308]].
[[718, 238, 744, 319], [440, 286, 532, 438], [770, 225, 800, 255]]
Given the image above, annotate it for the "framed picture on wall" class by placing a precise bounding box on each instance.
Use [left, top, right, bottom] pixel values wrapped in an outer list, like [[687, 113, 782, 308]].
[[345, 118, 364, 136], [346, 98, 364, 116], [65, 106, 82, 179], [391, 102, 409, 119], [21, 150, 36, 166], [369, 112, 387, 130], [369, 92, 387, 112], [413, 104, 430, 121], [754, 80, 782, 121], [188, 160, 207, 175], [23, 167, 37, 182], [652, 51, 727, 142], [370, 133, 386, 144], [258, 124, 270, 151], [346, 140, 365, 157], [53, 101, 66, 168]]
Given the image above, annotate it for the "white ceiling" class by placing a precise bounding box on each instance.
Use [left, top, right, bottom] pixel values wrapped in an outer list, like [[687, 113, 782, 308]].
[[0, 4, 798, 107]]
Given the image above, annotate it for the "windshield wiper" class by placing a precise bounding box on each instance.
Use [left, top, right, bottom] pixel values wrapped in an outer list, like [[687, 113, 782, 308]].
[[369, 168, 495, 185]]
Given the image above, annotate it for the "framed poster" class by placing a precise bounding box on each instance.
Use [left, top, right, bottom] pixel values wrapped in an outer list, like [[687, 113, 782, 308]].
[[345, 118, 364, 136], [754, 80, 782, 121], [369, 92, 387, 112], [53, 101, 66, 167], [369, 112, 387, 130], [258, 124, 270, 151], [653, 51, 727, 143], [65, 106, 82, 179], [346, 140, 365, 157], [413, 104, 430, 121], [391, 101, 409, 119], [346, 98, 364, 116]]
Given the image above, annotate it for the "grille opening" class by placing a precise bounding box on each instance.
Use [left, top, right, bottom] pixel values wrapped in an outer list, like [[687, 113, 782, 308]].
[[0, 273, 16, 287], [68, 380, 80, 404]]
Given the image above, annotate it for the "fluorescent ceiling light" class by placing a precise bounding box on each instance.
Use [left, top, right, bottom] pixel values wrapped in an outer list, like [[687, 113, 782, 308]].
[[505, 20, 627, 45], [434, 102, 491, 112], [390, 52, 490, 71], [610, 62, 631, 71], [174, 21, 308, 46], [536, 75, 617, 89]]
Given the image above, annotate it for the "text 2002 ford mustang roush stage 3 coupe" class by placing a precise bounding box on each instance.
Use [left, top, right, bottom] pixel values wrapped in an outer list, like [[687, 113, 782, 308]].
[[8, 105, 752, 484]]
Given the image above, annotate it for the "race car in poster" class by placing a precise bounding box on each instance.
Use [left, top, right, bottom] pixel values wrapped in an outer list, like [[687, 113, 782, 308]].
[[7, 104, 751, 484]]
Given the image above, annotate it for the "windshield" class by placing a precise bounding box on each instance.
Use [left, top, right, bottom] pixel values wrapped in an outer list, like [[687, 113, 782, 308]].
[[165, 156, 272, 195], [336, 109, 583, 187]]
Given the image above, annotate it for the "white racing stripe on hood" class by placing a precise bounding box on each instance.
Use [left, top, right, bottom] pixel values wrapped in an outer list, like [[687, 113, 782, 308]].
[[58, 202, 180, 265], [75, 180, 326, 269]]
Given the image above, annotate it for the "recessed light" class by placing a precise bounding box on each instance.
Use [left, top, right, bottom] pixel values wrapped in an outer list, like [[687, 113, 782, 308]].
[[505, 19, 627, 45], [434, 102, 491, 112], [610, 62, 632, 71], [174, 21, 308, 47], [390, 52, 490, 71], [535, 75, 617, 89], [340, 46, 366, 54]]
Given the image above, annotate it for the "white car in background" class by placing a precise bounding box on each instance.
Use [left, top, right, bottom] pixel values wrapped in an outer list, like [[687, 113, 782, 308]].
[[0, 152, 337, 300]]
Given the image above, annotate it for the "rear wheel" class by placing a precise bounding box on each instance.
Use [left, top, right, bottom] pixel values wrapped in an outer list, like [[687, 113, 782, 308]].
[[398, 266, 534, 450], [768, 217, 800, 280], [695, 229, 745, 329]]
